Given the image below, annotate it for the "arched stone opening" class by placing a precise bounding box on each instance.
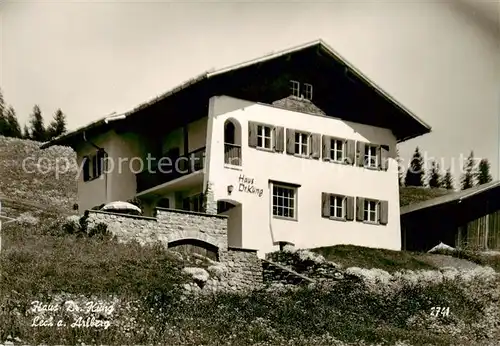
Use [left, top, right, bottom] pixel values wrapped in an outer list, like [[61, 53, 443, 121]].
[[168, 238, 219, 261]]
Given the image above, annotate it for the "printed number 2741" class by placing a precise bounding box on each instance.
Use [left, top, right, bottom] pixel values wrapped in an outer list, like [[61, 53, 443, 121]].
[[430, 306, 450, 317]]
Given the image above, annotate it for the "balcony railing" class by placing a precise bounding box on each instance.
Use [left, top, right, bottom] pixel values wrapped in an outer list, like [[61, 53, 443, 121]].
[[136, 147, 205, 193], [224, 143, 241, 166]]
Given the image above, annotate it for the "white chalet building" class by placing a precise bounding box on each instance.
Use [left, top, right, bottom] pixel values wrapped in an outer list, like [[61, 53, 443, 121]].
[[42, 40, 431, 255]]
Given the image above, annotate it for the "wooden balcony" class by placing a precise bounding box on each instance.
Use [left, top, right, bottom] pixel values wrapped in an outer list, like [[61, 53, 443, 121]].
[[136, 147, 205, 193], [224, 143, 242, 166]]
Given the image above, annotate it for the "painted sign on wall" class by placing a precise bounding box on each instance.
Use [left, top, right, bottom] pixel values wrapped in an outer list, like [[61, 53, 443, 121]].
[[238, 174, 263, 197]]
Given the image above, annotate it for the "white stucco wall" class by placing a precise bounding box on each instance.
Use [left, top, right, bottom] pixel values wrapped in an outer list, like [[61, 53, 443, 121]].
[[108, 132, 147, 203], [75, 131, 115, 212], [206, 95, 401, 255], [75, 118, 208, 213], [160, 118, 208, 155]]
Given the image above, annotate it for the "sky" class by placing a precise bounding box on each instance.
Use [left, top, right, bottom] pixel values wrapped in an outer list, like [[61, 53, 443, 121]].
[[1, 0, 499, 184]]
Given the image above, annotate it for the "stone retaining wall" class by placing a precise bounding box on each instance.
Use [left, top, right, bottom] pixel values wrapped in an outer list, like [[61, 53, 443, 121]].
[[184, 247, 264, 294], [84, 210, 265, 293], [222, 247, 263, 289], [85, 208, 228, 257]]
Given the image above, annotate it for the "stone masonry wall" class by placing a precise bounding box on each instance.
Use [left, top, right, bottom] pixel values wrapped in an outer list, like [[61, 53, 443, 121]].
[[85, 208, 228, 257], [85, 209, 265, 293], [184, 247, 264, 294], [222, 247, 264, 289]]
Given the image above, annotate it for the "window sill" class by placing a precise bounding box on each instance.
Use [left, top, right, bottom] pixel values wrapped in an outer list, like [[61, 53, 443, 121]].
[[363, 165, 380, 171], [273, 215, 298, 222], [224, 164, 242, 171], [326, 158, 352, 166], [292, 153, 311, 159], [327, 216, 347, 222], [256, 147, 276, 153], [362, 220, 382, 226]]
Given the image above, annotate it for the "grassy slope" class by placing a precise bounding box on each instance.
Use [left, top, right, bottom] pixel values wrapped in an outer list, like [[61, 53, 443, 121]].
[[312, 245, 437, 272], [0, 136, 77, 212], [399, 186, 452, 207], [1, 137, 498, 345]]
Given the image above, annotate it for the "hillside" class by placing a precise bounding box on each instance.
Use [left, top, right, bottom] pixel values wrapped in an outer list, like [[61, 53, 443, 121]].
[[399, 186, 452, 207], [0, 137, 499, 345], [0, 136, 77, 213]]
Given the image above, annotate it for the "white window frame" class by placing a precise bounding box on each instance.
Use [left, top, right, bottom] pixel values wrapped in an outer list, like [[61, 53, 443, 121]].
[[272, 183, 297, 220], [294, 131, 310, 156], [290, 80, 300, 97], [330, 195, 345, 219], [330, 139, 345, 162], [303, 83, 313, 100], [364, 144, 378, 168], [257, 124, 273, 150], [364, 200, 379, 223]]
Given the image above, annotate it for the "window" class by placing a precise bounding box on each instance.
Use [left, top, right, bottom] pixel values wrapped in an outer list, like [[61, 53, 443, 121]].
[[364, 145, 378, 168], [356, 197, 388, 225], [294, 132, 310, 156], [289, 80, 313, 99], [303, 83, 313, 100], [192, 194, 204, 212], [272, 184, 297, 219], [257, 125, 273, 150], [182, 194, 204, 212], [330, 195, 345, 218], [364, 200, 378, 223], [290, 80, 300, 97], [157, 198, 170, 209], [83, 149, 106, 182], [330, 139, 345, 162]]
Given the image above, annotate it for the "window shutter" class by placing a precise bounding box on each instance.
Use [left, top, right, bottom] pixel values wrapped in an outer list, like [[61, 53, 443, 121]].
[[322, 135, 331, 161], [92, 155, 99, 178], [275, 126, 284, 152], [356, 141, 365, 167], [96, 149, 106, 177], [310, 133, 321, 159], [248, 121, 258, 147], [82, 156, 90, 181], [321, 193, 330, 217], [346, 140, 355, 165], [356, 197, 364, 221], [286, 128, 295, 154], [379, 200, 389, 225], [345, 196, 354, 221], [379, 145, 389, 171]]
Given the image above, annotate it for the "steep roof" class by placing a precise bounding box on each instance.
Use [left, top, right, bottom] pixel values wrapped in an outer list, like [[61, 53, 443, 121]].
[[41, 39, 431, 149]]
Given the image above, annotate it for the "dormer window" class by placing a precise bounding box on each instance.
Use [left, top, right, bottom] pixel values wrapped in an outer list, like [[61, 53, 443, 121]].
[[290, 80, 300, 98], [303, 83, 313, 100], [289, 80, 313, 100]]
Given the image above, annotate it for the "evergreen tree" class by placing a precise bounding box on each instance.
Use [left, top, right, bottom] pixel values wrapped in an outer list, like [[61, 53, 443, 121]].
[[396, 148, 404, 186], [442, 168, 454, 190], [460, 150, 477, 190], [428, 160, 442, 188], [22, 125, 30, 139], [0, 88, 7, 136], [404, 147, 425, 187], [47, 109, 67, 139], [5, 106, 22, 138], [476, 158, 492, 185], [28, 105, 47, 141], [0, 88, 4, 117]]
